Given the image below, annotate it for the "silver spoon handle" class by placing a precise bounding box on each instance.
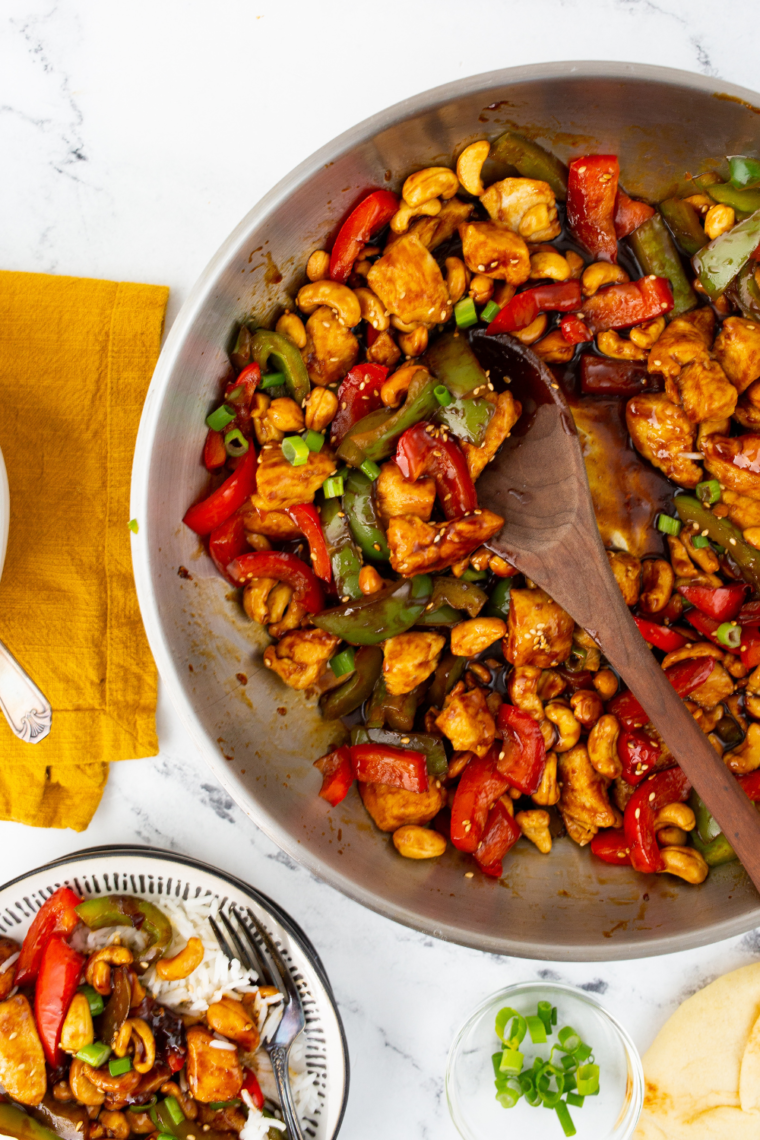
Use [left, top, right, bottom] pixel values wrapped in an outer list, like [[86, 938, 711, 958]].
[[270, 1045, 305, 1140], [0, 638, 52, 743]]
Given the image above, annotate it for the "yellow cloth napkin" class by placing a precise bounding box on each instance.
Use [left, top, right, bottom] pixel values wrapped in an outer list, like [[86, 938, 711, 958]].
[[0, 270, 169, 829]]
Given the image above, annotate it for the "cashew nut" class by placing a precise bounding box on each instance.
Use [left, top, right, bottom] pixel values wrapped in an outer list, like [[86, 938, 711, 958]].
[[745, 527, 760, 550], [393, 825, 447, 859], [640, 558, 674, 614], [306, 250, 330, 282], [445, 257, 469, 304], [390, 198, 441, 234], [587, 714, 621, 778], [155, 936, 204, 981], [658, 826, 689, 846], [469, 274, 494, 304], [60, 992, 94, 1054], [380, 363, 428, 408], [512, 313, 548, 345], [296, 280, 361, 328], [267, 581, 294, 626], [516, 809, 552, 854], [519, 204, 558, 242], [564, 250, 585, 280], [705, 203, 735, 240], [661, 642, 723, 671], [99, 1112, 130, 1140], [508, 665, 544, 722], [112, 1018, 156, 1074], [597, 330, 647, 361], [667, 535, 699, 579], [304, 387, 338, 433], [629, 316, 666, 350], [544, 703, 582, 752], [354, 286, 390, 331], [398, 325, 429, 357], [266, 397, 304, 433], [570, 689, 604, 728], [536, 669, 567, 703], [493, 281, 516, 306], [540, 718, 558, 750], [654, 802, 696, 831], [85, 946, 133, 995], [684, 194, 712, 214], [531, 751, 560, 806], [456, 140, 490, 196], [250, 393, 281, 445], [529, 251, 571, 282], [69, 1059, 105, 1106], [402, 166, 459, 207], [243, 577, 277, 624], [724, 722, 760, 774], [581, 262, 630, 297], [658, 845, 709, 884], [274, 311, 307, 349], [681, 525, 720, 573], [359, 566, 384, 595], [593, 669, 619, 701], [532, 331, 575, 364]]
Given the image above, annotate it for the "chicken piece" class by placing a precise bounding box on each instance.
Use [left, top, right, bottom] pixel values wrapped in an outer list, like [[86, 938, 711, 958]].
[[714, 315, 760, 393], [241, 503, 302, 540], [0, 995, 47, 1105], [647, 307, 715, 379], [367, 232, 452, 327], [672, 357, 737, 423], [366, 329, 402, 369], [251, 442, 336, 512], [558, 744, 619, 845], [390, 197, 474, 252], [724, 722, 760, 774], [702, 432, 760, 500], [516, 809, 552, 854], [435, 681, 496, 757], [250, 393, 283, 445], [625, 392, 703, 488], [506, 588, 575, 668], [198, 1105, 247, 1133], [360, 779, 445, 832], [722, 489, 760, 530], [387, 510, 504, 577], [480, 177, 561, 242], [186, 1026, 243, 1104], [206, 998, 260, 1053], [376, 459, 436, 524], [382, 632, 445, 695], [301, 305, 359, 387], [263, 629, 340, 691], [606, 550, 641, 606], [450, 617, 507, 658], [0, 936, 19, 1001], [733, 398, 760, 430], [687, 660, 734, 709], [458, 222, 531, 285], [462, 391, 523, 479]]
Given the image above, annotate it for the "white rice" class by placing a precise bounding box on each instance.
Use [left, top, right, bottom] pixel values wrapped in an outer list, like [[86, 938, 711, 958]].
[[83, 892, 318, 1132]]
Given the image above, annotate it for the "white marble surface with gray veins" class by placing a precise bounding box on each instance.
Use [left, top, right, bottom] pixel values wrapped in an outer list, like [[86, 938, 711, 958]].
[[3, 2, 760, 1136]]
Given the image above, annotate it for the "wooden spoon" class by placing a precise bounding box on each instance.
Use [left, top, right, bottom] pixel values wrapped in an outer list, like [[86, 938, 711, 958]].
[[470, 329, 760, 892]]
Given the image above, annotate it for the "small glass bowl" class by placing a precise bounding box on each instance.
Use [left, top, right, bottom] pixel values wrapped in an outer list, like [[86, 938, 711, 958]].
[[446, 981, 644, 1140]]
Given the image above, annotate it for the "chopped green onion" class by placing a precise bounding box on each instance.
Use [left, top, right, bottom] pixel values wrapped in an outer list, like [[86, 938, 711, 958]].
[[322, 474, 345, 498], [128, 1099, 157, 1113], [717, 621, 742, 649], [495, 1077, 522, 1109], [657, 513, 681, 536], [537, 1000, 553, 1033], [260, 371, 286, 389], [207, 1100, 242, 1110], [156, 1134, 175, 1140], [206, 404, 236, 431], [536, 1068, 564, 1107], [163, 1097, 185, 1126], [691, 534, 710, 548], [329, 648, 356, 677], [127, 519, 139, 535], [561, 1054, 577, 1070], [461, 567, 488, 581], [481, 299, 501, 323], [557, 1027, 582, 1054], [360, 459, 381, 481], [226, 386, 243, 401], [304, 429, 325, 452], [454, 297, 478, 329], [573, 1042, 593, 1064], [224, 428, 249, 456], [109, 1056, 133, 1077], [563, 1070, 577, 1092], [495, 1007, 527, 1048], [566, 1092, 584, 1108], [713, 543, 726, 554], [555, 1101, 576, 1137], [282, 436, 310, 466], [78, 984, 105, 1017], [499, 1048, 524, 1075], [491, 1052, 504, 1078], [526, 1015, 547, 1044], [434, 384, 453, 407], [75, 1041, 111, 1068], [576, 1063, 600, 1097], [696, 479, 721, 505], [552, 1006, 557, 1026]]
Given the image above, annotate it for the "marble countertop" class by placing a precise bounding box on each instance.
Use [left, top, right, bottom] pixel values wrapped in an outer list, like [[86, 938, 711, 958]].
[[3, 1, 760, 1135]]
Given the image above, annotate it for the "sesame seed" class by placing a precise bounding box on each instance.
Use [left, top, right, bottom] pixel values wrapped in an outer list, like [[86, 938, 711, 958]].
[[464, 871, 474, 878], [635, 808, 640, 819]]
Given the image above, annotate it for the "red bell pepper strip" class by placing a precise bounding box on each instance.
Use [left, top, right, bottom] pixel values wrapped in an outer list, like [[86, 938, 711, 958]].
[[738, 769, 760, 801], [16, 886, 82, 987], [225, 550, 325, 614], [331, 363, 389, 446], [208, 512, 250, 583], [614, 190, 656, 239], [35, 936, 85, 1066], [450, 745, 510, 854], [473, 799, 521, 878], [684, 608, 734, 650], [486, 281, 582, 335], [183, 444, 257, 536], [633, 617, 687, 652], [618, 729, 662, 785], [559, 313, 592, 344], [242, 1068, 265, 1111], [496, 704, 546, 794], [314, 746, 354, 807], [224, 363, 261, 438], [590, 828, 632, 866], [738, 600, 760, 626], [678, 583, 747, 622], [579, 355, 649, 396], [395, 421, 477, 519], [350, 743, 428, 793], [204, 429, 227, 471], [285, 504, 332, 585], [624, 766, 690, 874], [741, 627, 760, 669], [567, 155, 620, 262], [582, 276, 674, 334], [329, 190, 400, 283], [607, 656, 716, 729]]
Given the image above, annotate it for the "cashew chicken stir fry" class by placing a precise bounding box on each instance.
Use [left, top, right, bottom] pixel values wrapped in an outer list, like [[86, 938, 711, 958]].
[[184, 137, 760, 883], [0, 892, 284, 1140]]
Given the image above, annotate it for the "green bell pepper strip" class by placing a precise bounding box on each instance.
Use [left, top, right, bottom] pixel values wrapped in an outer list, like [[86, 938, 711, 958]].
[[416, 603, 463, 627], [75, 896, 172, 966], [319, 498, 363, 600], [733, 260, 760, 321], [313, 575, 433, 644], [425, 332, 490, 398], [430, 576, 488, 618], [351, 726, 447, 779], [729, 156, 760, 189], [693, 208, 760, 299], [689, 790, 737, 865], [433, 395, 494, 446], [337, 370, 439, 467], [491, 131, 568, 200], [343, 470, 389, 561], [659, 198, 708, 256], [707, 182, 760, 216], [427, 651, 467, 709], [230, 324, 253, 371], [249, 329, 310, 406], [364, 677, 426, 732], [485, 577, 513, 620], [675, 495, 760, 592], [319, 646, 383, 720], [0, 1106, 61, 1140], [27, 1096, 90, 1140], [627, 214, 698, 316]]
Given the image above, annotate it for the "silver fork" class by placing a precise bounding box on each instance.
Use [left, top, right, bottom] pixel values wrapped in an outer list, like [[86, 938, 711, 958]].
[[209, 904, 306, 1140]]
